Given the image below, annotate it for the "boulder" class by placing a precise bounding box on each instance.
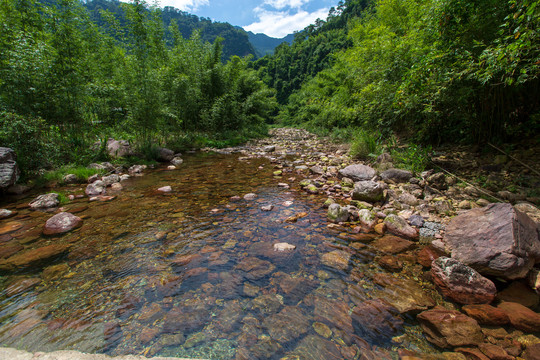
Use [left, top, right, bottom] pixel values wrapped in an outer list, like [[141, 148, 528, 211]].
[[380, 168, 413, 183], [157, 147, 174, 162], [352, 180, 385, 203], [106, 139, 132, 158], [0, 147, 19, 189], [371, 235, 415, 254], [384, 214, 419, 240], [101, 174, 120, 186], [417, 306, 484, 348], [339, 164, 376, 181], [85, 180, 105, 196], [263, 145, 276, 153], [128, 165, 146, 175], [29, 193, 59, 209], [327, 203, 349, 223], [351, 299, 403, 343], [43, 212, 83, 235], [321, 250, 351, 270], [443, 203, 540, 280], [157, 186, 172, 193], [372, 273, 436, 313], [62, 174, 78, 184], [0, 209, 16, 220], [431, 257, 497, 304], [263, 306, 310, 343], [358, 209, 377, 229], [461, 304, 509, 326]]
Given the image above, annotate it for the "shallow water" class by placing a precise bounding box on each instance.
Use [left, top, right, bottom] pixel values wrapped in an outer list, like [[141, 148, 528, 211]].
[[0, 153, 439, 359]]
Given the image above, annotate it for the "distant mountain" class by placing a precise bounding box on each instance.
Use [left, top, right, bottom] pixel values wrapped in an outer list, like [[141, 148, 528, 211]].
[[82, 0, 257, 60], [247, 31, 295, 57]]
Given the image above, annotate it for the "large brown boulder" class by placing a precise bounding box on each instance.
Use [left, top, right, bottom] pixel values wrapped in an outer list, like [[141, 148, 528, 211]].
[[498, 301, 540, 333], [443, 203, 540, 280], [0, 147, 20, 189], [0, 244, 71, 271], [417, 306, 484, 348], [431, 257, 497, 304], [339, 164, 376, 181], [43, 212, 83, 235]]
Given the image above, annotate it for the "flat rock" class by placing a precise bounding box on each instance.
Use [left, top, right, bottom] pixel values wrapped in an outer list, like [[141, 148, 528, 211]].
[[432, 257, 497, 304], [384, 214, 419, 240], [339, 164, 376, 181], [461, 304, 509, 326], [498, 301, 540, 333], [351, 299, 403, 343], [443, 203, 540, 280], [497, 281, 539, 308], [288, 334, 342, 360], [0, 243, 24, 259], [417, 245, 446, 267], [273, 242, 296, 252], [321, 250, 351, 270], [371, 235, 415, 254], [0, 244, 71, 271], [0, 221, 23, 235], [43, 212, 83, 235], [235, 257, 275, 279], [29, 193, 59, 209], [263, 306, 310, 343], [327, 203, 349, 223], [373, 273, 436, 313], [85, 180, 106, 196], [0, 209, 16, 219], [417, 306, 484, 348]]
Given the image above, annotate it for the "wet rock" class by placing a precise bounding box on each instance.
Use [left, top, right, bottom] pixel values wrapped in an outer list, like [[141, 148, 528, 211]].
[[371, 235, 415, 254], [139, 326, 160, 344], [373, 273, 436, 313], [321, 250, 351, 270], [443, 203, 540, 280], [289, 334, 342, 360], [128, 164, 147, 175], [216, 300, 243, 332], [352, 180, 385, 203], [432, 257, 497, 304], [273, 242, 296, 252], [171, 157, 183, 166], [417, 306, 484, 348], [497, 281, 539, 308], [157, 186, 172, 193], [263, 306, 310, 343], [248, 337, 282, 359], [381, 168, 413, 183], [89, 195, 116, 202], [498, 301, 540, 333], [454, 347, 491, 360], [0, 222, 23, 237], [157, 147, 174, 162], [110, 182, 123, 191], [285, 212, 308, 223], [29, 193, 59, 209], [5, 277, 41, 297], [314, 297, 354, 334], [101, 174, 120, 186], [523, 343, 540, 360], [244, 193, 257, 200], [6, 184, 31, 195], [0, 243, 70, 271], [138, 303, 163, 324], [339, 164, 376, 181], [384, 214, 419, 240], [264, 145, 276, 152], [43, 212, 82, 235], [0, 243, 23, 259], [312, 322, 332, 338], [461, 305, 510, 326], [0, 147, 20, 189], [252, 294, 283, 315], [261, 205, 274, 211], [351, 299, 403, 344], [377, 255, 403, 272], [106, 138, 132, 158], [327, 203, 349, 223], [417, 245, 446, 267], [235, 257, 275, 279], [163, 306, 210, 333], [85, 180, 105, 196]]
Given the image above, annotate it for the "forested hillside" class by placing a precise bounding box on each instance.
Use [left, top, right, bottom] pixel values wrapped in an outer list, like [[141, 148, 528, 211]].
[[0, 0, 277, 176], [247, 31, 294, 57], [257, 0, 539, 144]]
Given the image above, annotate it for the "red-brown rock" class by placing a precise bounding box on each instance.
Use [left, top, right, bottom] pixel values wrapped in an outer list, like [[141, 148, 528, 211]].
[[0, 221, 23, 235], [478, 343, 513, 360], [461, 304, 510, 326], [0, 243, 23, 259], [431, 257, 497, 304], [497, 281, 539, 309], [417, 245, 446, 267], [0, 244, 71, 271], [455, 347, 490, 360], [43, 212, 82, 235], [371, 235, 416, 254], [498, 301, 540, 333], [443, 203, 540, 280], [523, 343, 540, 360], [417, 306, 484, 348]]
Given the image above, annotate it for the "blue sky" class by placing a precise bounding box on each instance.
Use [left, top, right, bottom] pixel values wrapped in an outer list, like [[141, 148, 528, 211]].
[[155, 0, 339, 37]]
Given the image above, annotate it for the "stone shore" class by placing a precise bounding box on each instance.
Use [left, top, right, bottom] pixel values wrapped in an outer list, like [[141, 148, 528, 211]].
[[0, 348, 205, 360]]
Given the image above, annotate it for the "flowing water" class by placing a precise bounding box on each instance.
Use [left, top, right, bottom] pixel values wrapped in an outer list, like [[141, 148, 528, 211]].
[[0, 152, 440, 359]]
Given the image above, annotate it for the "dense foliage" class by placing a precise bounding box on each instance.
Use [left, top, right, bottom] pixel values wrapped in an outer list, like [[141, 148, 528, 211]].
[[273, 0, 539, 143], [0, 0, 277, 176]]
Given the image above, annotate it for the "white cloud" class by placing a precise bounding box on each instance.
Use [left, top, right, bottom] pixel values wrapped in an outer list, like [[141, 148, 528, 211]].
[[158, 0, 209, 11], [263, 0, 310, 10], [244, 7, 328, 38]]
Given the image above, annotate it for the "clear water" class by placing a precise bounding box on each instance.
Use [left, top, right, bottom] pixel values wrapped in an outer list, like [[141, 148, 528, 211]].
[[0, 153, 439, 359]]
